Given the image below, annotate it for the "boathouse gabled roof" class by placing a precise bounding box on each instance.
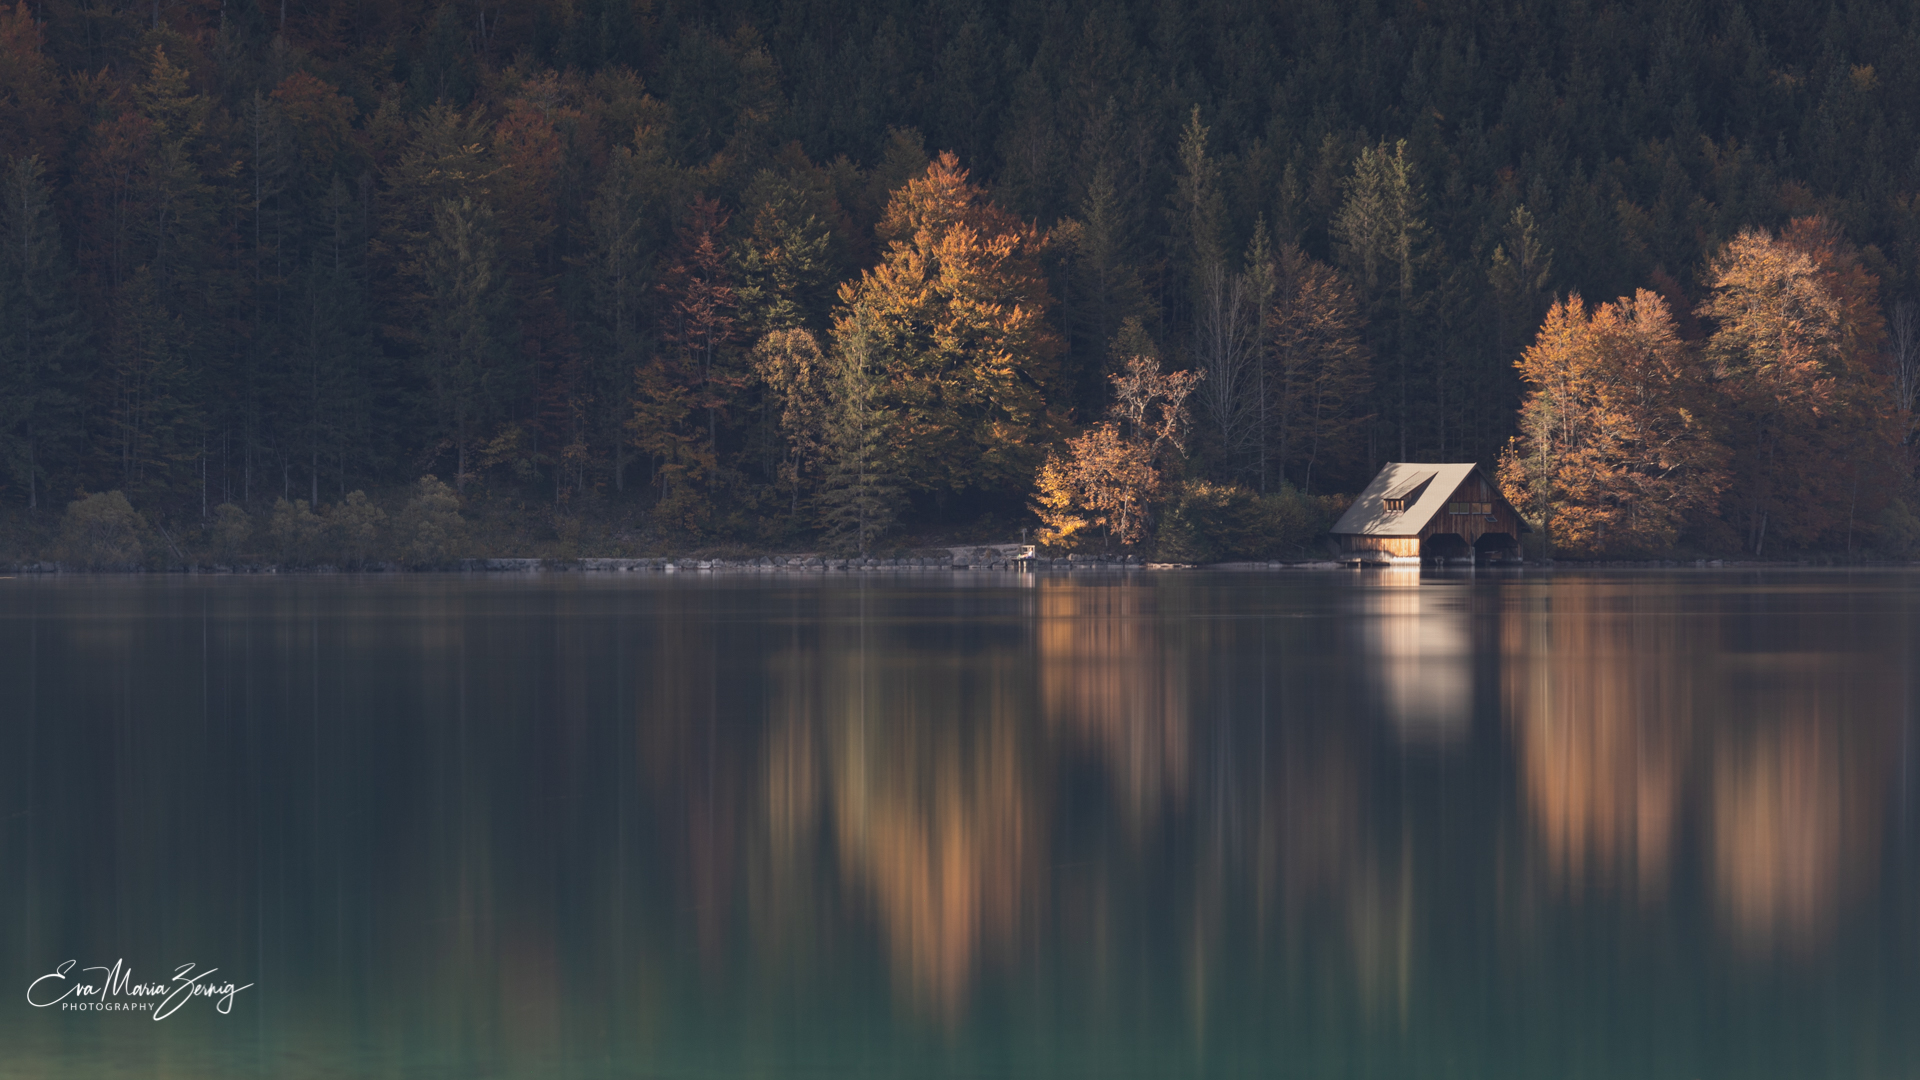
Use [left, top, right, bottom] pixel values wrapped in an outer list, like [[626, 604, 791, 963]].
[[1330, 462, 1486, 537]]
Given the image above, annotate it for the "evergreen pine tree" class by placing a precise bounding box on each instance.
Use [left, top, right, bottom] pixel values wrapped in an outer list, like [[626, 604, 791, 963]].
[[582, 125, 677, 493], [1332, 140, 1429, 461], [0, 155, 81, 509], [817, 310, 899, 555], [421, 196, 514, 489]]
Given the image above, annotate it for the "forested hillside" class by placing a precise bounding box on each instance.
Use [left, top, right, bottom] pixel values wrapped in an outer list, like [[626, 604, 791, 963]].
[[2, 0, 1917, 557]]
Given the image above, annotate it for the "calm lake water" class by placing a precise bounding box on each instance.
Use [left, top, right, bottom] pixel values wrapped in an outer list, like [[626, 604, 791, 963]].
[[2, 570, 1917, 1079]]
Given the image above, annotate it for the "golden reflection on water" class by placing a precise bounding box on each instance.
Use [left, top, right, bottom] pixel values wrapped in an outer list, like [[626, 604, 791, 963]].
[[1502, 582, 1902, 952], [7, 575, 1916, 1076], [1706, 669, 1893, 951], [1502, 596, 1691, 899], [747, 579, 1430, 1023], [1037, 582, 1189, 827], [758, 616, 1042, 1018]]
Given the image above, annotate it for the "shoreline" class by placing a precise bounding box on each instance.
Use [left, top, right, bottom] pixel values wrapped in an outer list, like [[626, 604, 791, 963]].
[[5, 553, 1916, 575]]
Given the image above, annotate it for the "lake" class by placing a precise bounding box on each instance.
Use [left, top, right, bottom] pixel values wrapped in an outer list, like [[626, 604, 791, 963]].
[[2, 570, 1916, 1078]]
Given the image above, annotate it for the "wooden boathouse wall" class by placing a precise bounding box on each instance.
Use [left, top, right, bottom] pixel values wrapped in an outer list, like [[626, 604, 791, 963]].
[[1337, 469, 1525, 557]]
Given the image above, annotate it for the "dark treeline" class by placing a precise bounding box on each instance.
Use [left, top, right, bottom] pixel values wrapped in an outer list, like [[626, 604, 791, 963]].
[[3, 0, 1919, 553]]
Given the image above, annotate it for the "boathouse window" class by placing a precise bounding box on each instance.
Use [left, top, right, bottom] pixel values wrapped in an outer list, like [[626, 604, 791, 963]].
[[1449, 501, 1492, 515], [1382, 474, 1434, 514]]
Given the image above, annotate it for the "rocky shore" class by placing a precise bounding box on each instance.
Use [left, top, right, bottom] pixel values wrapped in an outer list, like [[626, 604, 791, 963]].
[[4, 551, 1900, 574], [4, 546, 1158, 573]]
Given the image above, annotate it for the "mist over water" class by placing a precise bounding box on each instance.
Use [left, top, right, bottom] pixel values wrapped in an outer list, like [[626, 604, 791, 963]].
[[2, 571, 1916, 1078]]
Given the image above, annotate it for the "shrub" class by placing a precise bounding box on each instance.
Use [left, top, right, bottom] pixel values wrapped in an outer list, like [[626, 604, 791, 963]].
[[57, 491, 149, 569], [393, 476, 465, 567], [207, 503, 253, 562], [326, 491, 387, 567], [1879, 496, 1920, 556], [267, 498, 325, 565], [1153, 481, 1323, 564]]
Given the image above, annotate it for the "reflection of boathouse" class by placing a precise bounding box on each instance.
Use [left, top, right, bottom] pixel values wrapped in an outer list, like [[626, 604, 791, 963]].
[[1331, 463, 1528, 564]]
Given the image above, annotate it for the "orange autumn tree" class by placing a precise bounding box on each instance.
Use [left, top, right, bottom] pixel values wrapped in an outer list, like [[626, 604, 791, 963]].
[[1033, 332, 1201, 552], [832, 152, 1066, 498], [634, 198, 739, 531], [1700, 218, 1898, 554], [1499, 291, 1727, 557]]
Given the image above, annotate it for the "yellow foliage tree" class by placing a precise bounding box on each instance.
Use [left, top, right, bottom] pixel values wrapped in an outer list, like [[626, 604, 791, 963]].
[[1498, 291, 1727, 557], [752, 328, 831, 515], [1701, 218, 1898, 553], [1033, 342, 1200, 552], [833, 152, 1066, 496]]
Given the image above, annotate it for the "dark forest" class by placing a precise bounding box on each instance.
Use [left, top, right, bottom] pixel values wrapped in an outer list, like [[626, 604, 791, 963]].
[[2, 0, 1917, 562]]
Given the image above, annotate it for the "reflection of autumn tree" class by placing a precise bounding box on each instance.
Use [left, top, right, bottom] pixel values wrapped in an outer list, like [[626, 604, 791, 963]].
[[632, 590, 747, 972], [1254, 730, 1413, 1019], [1502, 580, 1901, 949], [829, 686, 1035, 1016], [1036, 581, 1189, 825], [1502, 584, 1694, 898], [1709, 673, 1893, 951], [759, 622, 1042, 1018]]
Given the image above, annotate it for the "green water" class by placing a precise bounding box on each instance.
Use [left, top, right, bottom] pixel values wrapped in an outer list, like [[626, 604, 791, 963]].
[[2, 571, 1916, 1078]]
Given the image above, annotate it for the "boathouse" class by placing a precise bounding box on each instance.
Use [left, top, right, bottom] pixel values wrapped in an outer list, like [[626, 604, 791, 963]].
[[1330, 463, 1529, 563]]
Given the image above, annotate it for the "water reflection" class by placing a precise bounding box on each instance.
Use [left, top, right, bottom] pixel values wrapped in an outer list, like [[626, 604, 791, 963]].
[[1707, 668, 1894, 951], [798, 622, 1039, 1018], [1360, 571, 1472, 744], [1038, 582, 1188, 827], [1, 573, 1915, 1078], [1502, 581, 1904, 952], [1502, 592, 1692, 899]]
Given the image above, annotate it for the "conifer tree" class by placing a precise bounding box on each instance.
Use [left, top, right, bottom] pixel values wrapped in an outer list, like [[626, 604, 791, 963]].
[[1267, 244, 1371, 494], [123, 43, 228, 507], [420, 196, 514, 489], [817, 310, 899, 554], [1060, 160, 1149, 414], [1243, 222, 1277, 489], [732, 165, 843, 339], [0, 155, 80, 509], [1489, 205, 1554, 360], [1168, 106, 1226, 328], [295, 175, 379, 506], [582, 123, 676, 493], [1486, 204, 1555, 460], [636, 197, 739, 529], [104, 266, 200, 501], [1333, 140, 1428, 460]]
